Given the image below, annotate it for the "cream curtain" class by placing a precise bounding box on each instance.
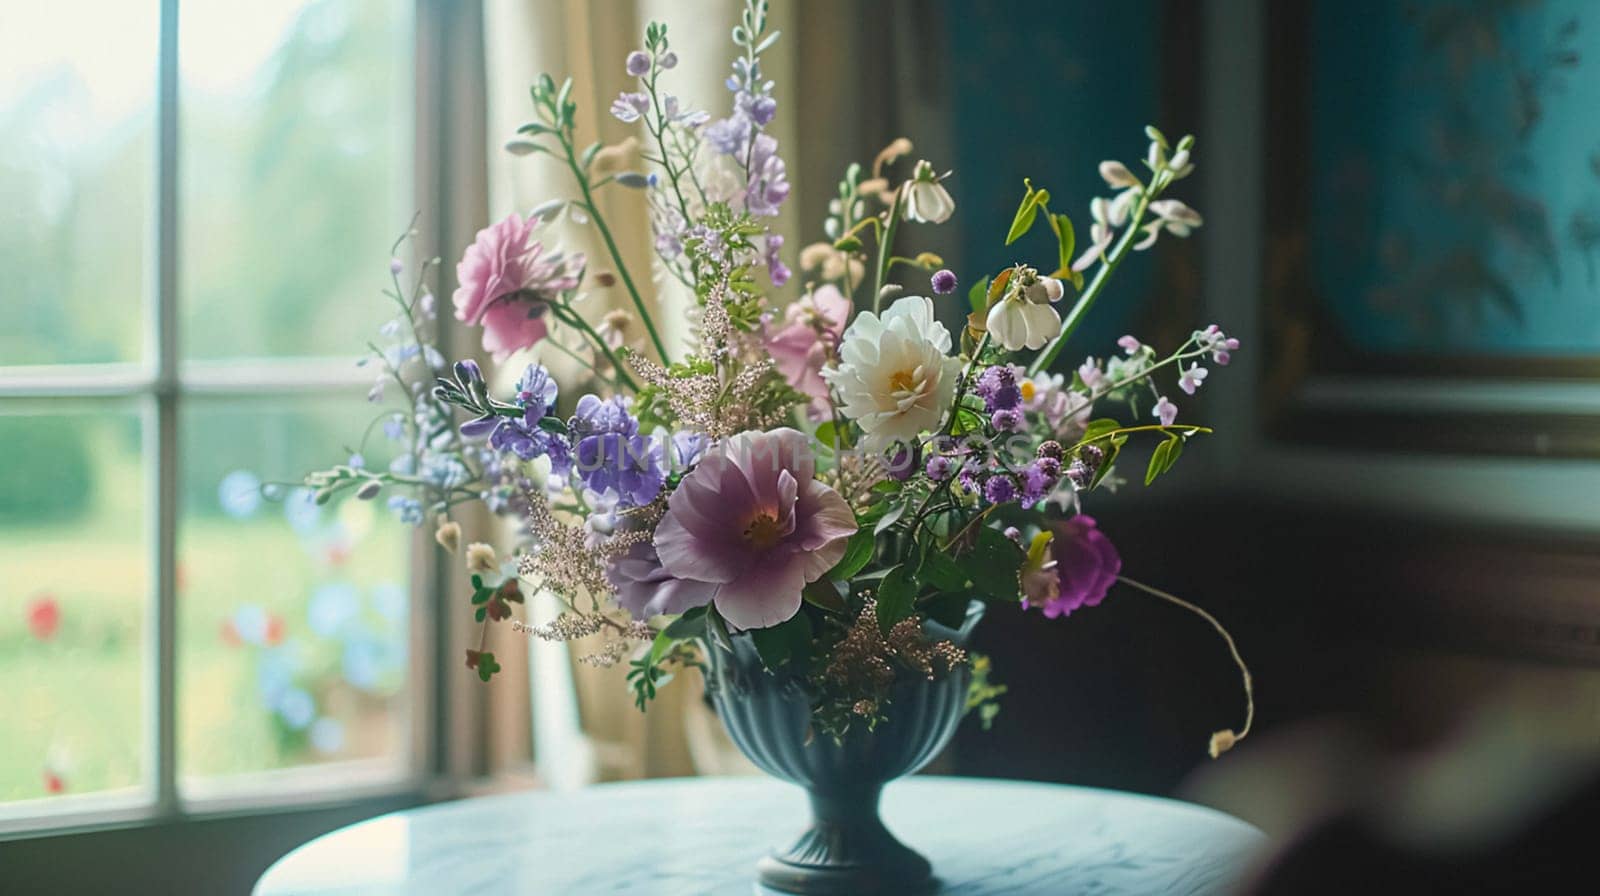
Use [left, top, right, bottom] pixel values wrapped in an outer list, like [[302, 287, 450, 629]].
[[478, 0, 946, 785]]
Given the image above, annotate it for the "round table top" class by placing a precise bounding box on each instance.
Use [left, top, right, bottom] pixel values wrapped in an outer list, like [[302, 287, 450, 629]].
[[256, 776, 1265, 895]]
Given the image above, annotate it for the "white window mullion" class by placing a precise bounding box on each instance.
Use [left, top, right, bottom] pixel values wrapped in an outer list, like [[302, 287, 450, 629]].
[[150, 0, 181, 819]]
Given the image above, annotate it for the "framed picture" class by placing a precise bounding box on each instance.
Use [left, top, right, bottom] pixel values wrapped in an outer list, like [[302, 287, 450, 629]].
[[1263, 0, 1600, 457]]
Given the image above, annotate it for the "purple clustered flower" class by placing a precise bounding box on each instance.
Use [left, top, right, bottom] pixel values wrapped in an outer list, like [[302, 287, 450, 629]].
[[925, 454, 954, 481], [983, 475, 1017, 505], [973, 365, 1022, 412], [744, 133, 791, 217], [930, 269, 958, 295], [569, 394, 664, 506], [1196, 324, 1240, 366], [1019, 460, 1059, 509], [990, 408, 1024, 433]]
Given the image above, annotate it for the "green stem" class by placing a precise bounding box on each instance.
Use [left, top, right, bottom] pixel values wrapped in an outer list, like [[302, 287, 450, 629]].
[[1028, 189, 1154, 376], [1073, 423, 1211, 449], [871, 185, 906, 315], [551, 304, 639, 391], [558, 134, 672, 363]]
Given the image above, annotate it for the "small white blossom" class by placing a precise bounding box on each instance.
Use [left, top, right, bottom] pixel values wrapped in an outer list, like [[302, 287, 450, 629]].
[[902, 160, 955, 224], [1098, 160, 1140, 189], [986, 294, 1060, 351]]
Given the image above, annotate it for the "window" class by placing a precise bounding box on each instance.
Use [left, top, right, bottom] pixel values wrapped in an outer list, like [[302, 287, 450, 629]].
[[0, 0, 424, 832]]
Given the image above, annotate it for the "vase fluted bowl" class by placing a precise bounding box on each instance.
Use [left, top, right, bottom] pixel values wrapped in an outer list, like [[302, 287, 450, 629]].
[[704, 600, 984, 895]]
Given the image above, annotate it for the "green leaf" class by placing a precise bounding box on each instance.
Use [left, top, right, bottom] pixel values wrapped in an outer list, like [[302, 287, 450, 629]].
[[803, 578, 847, 612], [1081, 418, 1123, 442], [875, 565, 917, 635], [950, 405, 985, 436], [873, 502, 907, 536], [920, 550, 971, 592], [1144, 435, 1184, 486], [663, 606, 708, 639], [1049, 213, 1076, 275], [1089, 434, 1127, 491], [814, 420, 838, 449], [1005, 180, 1050, 246], [581, 141, 603, 169], [537, 415, 568, 434], [476, 652, 501, 682], [827, 529, 874, 581], [957, 527, 1025, 601], [750, 612, 814, 671], [517, 121, 558, 136], [967, 275, 991, 315]]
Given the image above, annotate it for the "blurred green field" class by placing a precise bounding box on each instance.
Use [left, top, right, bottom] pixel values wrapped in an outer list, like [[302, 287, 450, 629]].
[[0, 414, 407, 803]]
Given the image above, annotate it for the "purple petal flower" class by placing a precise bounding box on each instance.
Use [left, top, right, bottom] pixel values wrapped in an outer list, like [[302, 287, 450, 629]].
[[610, 92, 649, 123], [1021, 516, 1121, 618], [574, 432, 663, 507], [625, 51, 651, 77], [608, 538, 719, 619], [1154, 395, 1178, 426], [1178, 363, 1208, 395], [764, 234, 790, 287], [651, 429, 857, 630], [514, 364, 559, 422], [1117, 335, 1142, 354]]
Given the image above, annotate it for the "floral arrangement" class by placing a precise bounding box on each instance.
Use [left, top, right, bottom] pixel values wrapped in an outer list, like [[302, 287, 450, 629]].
[[306, 0, 1252, 753]]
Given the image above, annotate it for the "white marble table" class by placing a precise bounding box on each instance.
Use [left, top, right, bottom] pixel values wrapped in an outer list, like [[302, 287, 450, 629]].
[[256, 776, 1265, 895]]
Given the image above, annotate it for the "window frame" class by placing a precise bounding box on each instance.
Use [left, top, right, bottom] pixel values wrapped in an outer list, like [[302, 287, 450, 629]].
[[0, 0, 476, 842]]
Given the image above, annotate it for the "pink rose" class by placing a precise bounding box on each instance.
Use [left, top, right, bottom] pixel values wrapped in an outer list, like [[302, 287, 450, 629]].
[[452, 214, 584, 359]]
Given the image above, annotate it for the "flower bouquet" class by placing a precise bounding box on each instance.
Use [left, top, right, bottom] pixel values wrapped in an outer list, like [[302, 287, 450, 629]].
[[305, 1, 1252, 891]]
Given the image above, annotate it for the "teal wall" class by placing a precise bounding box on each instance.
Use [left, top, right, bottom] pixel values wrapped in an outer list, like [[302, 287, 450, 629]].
[[1311, 0, 1600, 356], [942, 0, 1164, 364]]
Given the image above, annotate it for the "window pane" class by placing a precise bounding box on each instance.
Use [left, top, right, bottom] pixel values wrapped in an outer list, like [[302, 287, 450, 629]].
[[179, 0, 412, 361], [178, 396, 409, 785], [0, 406, 148, 801], [0, 4, 154, 366]]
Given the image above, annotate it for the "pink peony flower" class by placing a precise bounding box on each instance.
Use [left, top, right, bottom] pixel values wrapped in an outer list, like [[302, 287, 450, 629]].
[[452, 214, 584, 359], [764, 285, 850, 418], [1020, 515, 1121, 618], [651, 428, 857, 629]]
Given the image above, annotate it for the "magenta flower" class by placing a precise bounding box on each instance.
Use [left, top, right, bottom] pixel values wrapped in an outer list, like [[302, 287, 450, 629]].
[[652, 428, 857, 629], [764, 285, 850, 416], [1020, 515, 1121, 618], [452, 214, 584, 360]]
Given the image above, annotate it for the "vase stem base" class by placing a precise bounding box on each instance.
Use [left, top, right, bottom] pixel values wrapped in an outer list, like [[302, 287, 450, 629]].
[[755, 818, 934, 895]]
